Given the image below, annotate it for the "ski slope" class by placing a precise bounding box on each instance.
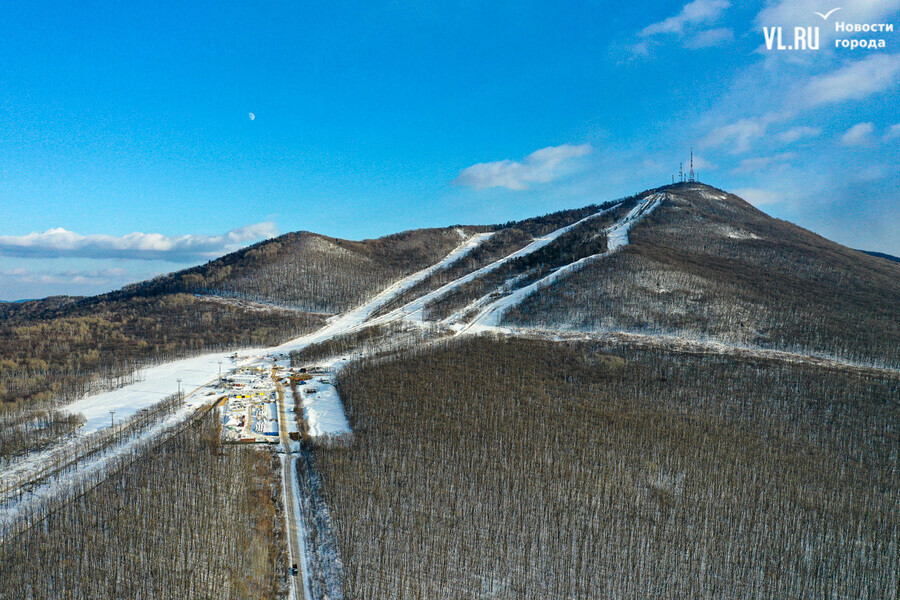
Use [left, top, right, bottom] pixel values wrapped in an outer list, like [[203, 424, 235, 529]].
[[605, 192, 663, 252], [298, 364, 352, 440], [460, 194, 664, 330], [272, 231, 495, 354], [367, 203, 623, 325], [64, 352, 250, 435], [2, 230, 494, 488]]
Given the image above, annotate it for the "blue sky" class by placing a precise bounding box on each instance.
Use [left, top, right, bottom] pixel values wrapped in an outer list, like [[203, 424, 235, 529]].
[[1, 0, 898, 299]]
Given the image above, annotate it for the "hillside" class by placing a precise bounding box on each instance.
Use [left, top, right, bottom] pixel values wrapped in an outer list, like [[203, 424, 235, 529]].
[[323, 335, 897, 598], [0, 226, 488, 409], [123, 226, 490, 313], [505, 183, 900, 366]]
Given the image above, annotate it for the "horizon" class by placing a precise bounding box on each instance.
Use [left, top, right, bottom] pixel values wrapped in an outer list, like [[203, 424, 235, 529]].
[[2, 0, 898, 299]]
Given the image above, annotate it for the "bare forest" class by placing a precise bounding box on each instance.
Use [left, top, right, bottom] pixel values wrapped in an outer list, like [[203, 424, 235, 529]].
[[131, 227, 488, 313], [319, 335, 898, 599], [0, 416, 285, 600], [0, 293, 321, 411]]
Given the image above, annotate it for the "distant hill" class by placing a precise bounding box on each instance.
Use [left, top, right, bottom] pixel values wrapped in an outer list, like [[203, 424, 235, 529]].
[[0, 296, 82, 320], [118, 226, 490, 314], [860, 249, 900, 263]]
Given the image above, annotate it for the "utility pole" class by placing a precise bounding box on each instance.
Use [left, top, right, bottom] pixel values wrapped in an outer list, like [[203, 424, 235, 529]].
[[177, 378, 182, 397], [109, 410, 115, 427]]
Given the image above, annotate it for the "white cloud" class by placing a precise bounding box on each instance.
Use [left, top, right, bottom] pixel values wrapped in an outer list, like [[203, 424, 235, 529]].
[[684, 27, 734, 48], [733, 152, 796, 173], [640, 0, 730, 36], [699, 54, 898, 155], [840, 122, 875, 146], [0, 222, 278, 262], [1, 267, 131, 286], [691, 155, 717, 170], [777, 126, 821, 143], [884, 123, 900, 142], [700, 113, 785, 153], [733, 187, 785, 206], [804, 53, 900, 107], [453, 144, 592, 191], [626, 40, 652, 58], [634, 0, 732, 55]]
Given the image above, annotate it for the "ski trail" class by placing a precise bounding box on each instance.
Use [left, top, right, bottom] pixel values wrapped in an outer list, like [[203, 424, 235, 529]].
[[366, 203, 623, 326], [605, 192, 663, 252], [460, 193, 664, 331], [273, 231, 495, 352]]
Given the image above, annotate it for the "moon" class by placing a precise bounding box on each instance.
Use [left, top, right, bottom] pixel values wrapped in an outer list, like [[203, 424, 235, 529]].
[[249, 113, 255, 120]]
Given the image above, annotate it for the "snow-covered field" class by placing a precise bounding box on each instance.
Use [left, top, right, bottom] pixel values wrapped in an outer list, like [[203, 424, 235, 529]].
[[65, 352, 253, 435], [296, 364, 351, 440]]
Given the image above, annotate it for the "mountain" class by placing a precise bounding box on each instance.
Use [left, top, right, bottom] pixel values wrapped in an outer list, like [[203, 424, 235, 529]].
[[3, 183, 897, 409], [119, 226, 491, 314], [504, 183, 899, 365]]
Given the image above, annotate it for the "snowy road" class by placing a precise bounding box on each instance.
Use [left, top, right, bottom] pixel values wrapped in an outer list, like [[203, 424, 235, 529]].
[[275, 376, 313, 600]]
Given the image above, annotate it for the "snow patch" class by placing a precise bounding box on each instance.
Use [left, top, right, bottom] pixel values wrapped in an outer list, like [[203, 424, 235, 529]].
[[719, 225, 760, 240], [300, 379, 351, 439]]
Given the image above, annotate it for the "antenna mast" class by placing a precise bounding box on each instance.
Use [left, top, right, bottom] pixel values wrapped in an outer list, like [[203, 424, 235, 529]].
[[689, 148, 695, 182]]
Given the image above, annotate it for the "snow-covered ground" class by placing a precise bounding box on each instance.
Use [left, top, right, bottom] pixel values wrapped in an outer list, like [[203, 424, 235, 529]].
[[0, 377, 228, 538], [605, 193, 663, 252], [459, 194, 664, 330], [64, 352, 255, 435], [297, 367, 351, 439], [367, 204, 623, 325], [466, 324, 900, 376]]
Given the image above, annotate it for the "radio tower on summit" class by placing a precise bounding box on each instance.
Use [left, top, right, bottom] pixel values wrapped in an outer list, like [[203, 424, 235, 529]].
[[689, 148, 695, 183]]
